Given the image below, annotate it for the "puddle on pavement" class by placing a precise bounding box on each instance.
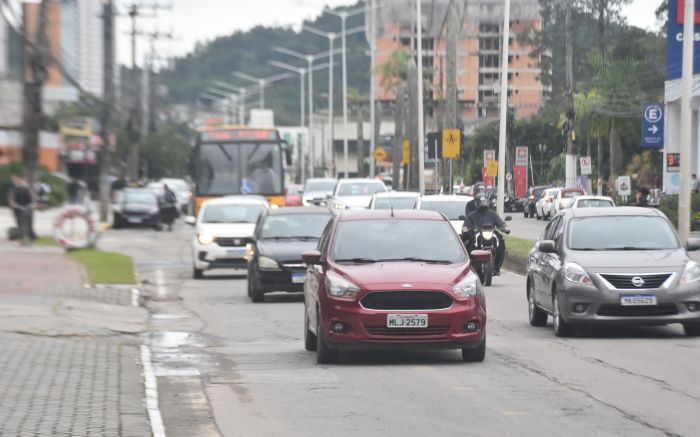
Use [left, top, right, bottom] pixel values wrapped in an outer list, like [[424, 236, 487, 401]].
[[150, 331, 216, 377]]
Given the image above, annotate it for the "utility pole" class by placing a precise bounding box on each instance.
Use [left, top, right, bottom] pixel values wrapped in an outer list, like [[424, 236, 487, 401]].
[[445, 0, 459, 193], [564, 0, 576, 188], [679, 0, 695, 242], [22, 0, 50, 186], [369, 0, 377, 178], [416, 0, 426, 194], [99, 0, 115, 222], [407, 58, 419, 191], [496, 0, 512, 216], [392, 85, 405, 191]]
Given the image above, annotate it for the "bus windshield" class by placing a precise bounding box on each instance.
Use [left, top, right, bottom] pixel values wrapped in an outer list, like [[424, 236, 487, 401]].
[[195, 142, 284, 196]]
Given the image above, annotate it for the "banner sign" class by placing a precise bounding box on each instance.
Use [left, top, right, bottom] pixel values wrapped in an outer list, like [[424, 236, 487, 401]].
[[515, 146, 528, 167], [513, 165, 528, 198], [667, 0, 700, 80]]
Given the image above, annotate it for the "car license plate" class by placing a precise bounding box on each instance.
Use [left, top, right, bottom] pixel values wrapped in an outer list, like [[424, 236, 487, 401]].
[[226, 248, 246, 256], [291, 273, 306, 284], [387, 314, 428, 328], [620, 294, 657, 306], [128, 217, 142, 224]]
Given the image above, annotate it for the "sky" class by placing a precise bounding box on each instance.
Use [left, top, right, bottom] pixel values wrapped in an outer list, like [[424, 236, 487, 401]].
[[118, 0, 663, 66]]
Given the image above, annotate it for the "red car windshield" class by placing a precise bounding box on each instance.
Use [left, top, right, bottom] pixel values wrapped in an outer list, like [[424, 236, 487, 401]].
[[331, 219, 465, 263]]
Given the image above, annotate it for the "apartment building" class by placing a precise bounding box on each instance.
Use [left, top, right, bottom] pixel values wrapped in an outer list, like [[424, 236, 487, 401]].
[[374, 0, 549, 124]]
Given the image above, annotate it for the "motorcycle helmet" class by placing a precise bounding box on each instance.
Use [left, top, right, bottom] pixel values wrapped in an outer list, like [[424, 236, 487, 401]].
[[476, 194, 489, 210]]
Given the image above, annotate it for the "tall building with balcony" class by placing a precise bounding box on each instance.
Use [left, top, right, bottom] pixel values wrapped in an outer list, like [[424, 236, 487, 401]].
[[374, 0, 549, 127]]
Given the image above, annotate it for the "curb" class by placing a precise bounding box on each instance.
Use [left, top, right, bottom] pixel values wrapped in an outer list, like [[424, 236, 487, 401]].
[[503, 252, 528, 276]]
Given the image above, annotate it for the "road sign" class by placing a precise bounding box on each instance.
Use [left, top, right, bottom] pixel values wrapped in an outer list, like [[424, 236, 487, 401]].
[[515, 146, 528, 166], [580, 156, 592, 175], [616, 175, 631, 197], [642, 103, 664, 148], [486, 160, 499, 177], [442, 128, 461, 158], [505, 172, 513, 181], [372, 147, 387, 162], [483, 149, 495, 165], [402, 139, 410, 165]]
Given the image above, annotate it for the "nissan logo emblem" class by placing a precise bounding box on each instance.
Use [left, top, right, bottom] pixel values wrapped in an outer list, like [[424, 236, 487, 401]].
[[631, 277, 645, 288], [401, 283, 413, 288]]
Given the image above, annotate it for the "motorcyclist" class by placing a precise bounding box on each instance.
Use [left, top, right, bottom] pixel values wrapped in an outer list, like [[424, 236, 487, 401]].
[[159, 184, 179, 231], [465, 187, 482, 217], [462, 194, 511, 275]]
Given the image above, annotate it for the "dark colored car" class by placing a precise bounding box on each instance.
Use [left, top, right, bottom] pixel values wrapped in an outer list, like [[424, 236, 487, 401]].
[[247, 207, 334, 302], [524, 185, 553, 218], [302, 209, 489, 364], [526, 207, 700, 337], [113, 188, 161, 230]]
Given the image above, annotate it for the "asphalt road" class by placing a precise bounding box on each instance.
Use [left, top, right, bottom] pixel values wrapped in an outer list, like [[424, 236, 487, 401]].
[[102, 224, 700, 437]]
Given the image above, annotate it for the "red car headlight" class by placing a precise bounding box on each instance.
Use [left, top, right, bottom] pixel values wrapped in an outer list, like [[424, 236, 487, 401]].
[[325, 271, 360, 300], [452, 273, 482, 299]]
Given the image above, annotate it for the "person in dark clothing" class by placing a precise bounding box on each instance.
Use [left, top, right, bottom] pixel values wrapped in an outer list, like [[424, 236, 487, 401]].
[[7, 175, 36, 241], [465, 187, 483, 217], [463, 194, 511, 275], [159, 184, 179, 230], [636, 186, 650, 207]]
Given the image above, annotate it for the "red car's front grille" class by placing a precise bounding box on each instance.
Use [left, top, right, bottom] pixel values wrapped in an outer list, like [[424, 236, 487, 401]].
[[364, 325, 450, 337]]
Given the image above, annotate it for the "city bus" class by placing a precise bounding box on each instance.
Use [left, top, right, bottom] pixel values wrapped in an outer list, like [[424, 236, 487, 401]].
[[192, 126, 290, 214]]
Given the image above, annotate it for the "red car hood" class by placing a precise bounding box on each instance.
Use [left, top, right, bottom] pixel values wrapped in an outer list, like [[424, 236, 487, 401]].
[[332, 261, 471, 289]]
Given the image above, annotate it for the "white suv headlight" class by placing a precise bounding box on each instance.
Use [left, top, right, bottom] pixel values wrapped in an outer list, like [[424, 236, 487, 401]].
[[197, 233, 214, 245], [680, 261, 700, 284], [325, 271, 360, 299], [452, 273, 481, 298], [563, 262, 592, 285], [258, 256, 280, 269]]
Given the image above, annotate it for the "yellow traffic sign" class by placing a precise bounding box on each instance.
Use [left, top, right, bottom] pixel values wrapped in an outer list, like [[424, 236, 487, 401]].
[[442, 128, 461, 159], [373, 147, 388, 162], [402, 139, 410, 165], [486, 160, 499, 177]]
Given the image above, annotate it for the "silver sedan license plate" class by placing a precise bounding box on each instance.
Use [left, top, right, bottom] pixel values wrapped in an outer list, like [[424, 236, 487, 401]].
[[387, 314, 428, 328], [620, 294, 657, 306]]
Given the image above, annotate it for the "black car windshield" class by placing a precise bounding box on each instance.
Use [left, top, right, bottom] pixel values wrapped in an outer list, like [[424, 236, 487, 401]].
[[338, 182, 385, 196], [419, 200, 468, 220], [305, 180, 336, 192], [202, 204, 265, 224], [331, 219, 465, 263], [373, 197, 418, 210], [261, 213, 332, 239], [124, 191, 157, 206], [568, 216, 679, 250]]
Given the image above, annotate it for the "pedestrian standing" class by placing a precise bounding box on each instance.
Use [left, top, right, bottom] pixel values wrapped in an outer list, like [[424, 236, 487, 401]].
[[6, 175, 36, 241], [692, 174, 699, 194]]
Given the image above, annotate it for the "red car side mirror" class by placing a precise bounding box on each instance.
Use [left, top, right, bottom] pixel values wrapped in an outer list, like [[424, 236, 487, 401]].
[[302, 250, 322, 265], [470, 250, 491, 263]]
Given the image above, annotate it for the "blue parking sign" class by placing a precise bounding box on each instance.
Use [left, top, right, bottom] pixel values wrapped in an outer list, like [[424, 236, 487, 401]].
[[642, 104, 664, 148]]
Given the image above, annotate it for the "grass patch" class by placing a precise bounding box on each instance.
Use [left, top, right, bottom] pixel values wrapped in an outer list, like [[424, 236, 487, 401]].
[[33, 236, 58, 247], [505, 235, 536, 260], [68, 249, 137, 285]]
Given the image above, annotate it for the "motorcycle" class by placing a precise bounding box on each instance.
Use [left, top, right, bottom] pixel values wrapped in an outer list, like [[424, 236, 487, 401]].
[[158, 198, 179, 231], [461, 217, 511, 286]]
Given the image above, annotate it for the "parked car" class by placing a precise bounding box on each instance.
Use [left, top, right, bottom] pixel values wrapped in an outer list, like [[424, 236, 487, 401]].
[[302, 209, 489, 363], [187, 196, 269, 279], [416, 194, 473, 233], [526, 207, 700, 337], [302, 178, 337, 206], [535, 188, 559, 220], [369, 191, 420, 210], [329, 178, 388, 210], [565, 195, 615, 209], [247, 207, 333, 302], [285, 184, 304, 206], [112, 188, 161, 230], [524, 185, 553, 218], [551, 187, 586, 216]]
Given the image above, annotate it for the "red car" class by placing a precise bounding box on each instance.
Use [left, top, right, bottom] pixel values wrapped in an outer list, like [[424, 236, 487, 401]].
[[302, 209, 489, 364], [285, 184, 304, 206]]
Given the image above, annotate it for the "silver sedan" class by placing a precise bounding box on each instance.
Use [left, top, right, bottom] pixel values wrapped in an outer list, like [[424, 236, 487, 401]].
[[525, 207, 700, 337]]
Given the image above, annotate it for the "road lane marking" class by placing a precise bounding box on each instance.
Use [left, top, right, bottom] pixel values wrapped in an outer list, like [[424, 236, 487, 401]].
[[155, 269, 167, 298], [141, 345, 167, 437], [131, 288, 140, 307]]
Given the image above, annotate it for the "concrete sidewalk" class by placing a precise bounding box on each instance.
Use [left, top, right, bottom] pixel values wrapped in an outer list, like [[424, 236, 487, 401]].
[[0, 241, 151, 436]]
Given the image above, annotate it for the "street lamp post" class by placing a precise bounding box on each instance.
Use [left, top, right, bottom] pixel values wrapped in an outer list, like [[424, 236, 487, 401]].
[[416, 0, 425, 194], [327, 7, 370, 178], [274, 47, 341, 178], [496, 0, 512, 216]]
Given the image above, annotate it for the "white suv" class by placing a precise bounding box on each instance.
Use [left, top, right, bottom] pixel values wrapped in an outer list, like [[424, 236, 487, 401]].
[[188, 196, 268, 279]]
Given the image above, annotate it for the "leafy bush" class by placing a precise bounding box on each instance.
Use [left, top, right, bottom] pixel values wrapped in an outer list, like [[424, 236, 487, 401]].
[[0, 163, 67, 207], [657, 194, 700, 232]]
